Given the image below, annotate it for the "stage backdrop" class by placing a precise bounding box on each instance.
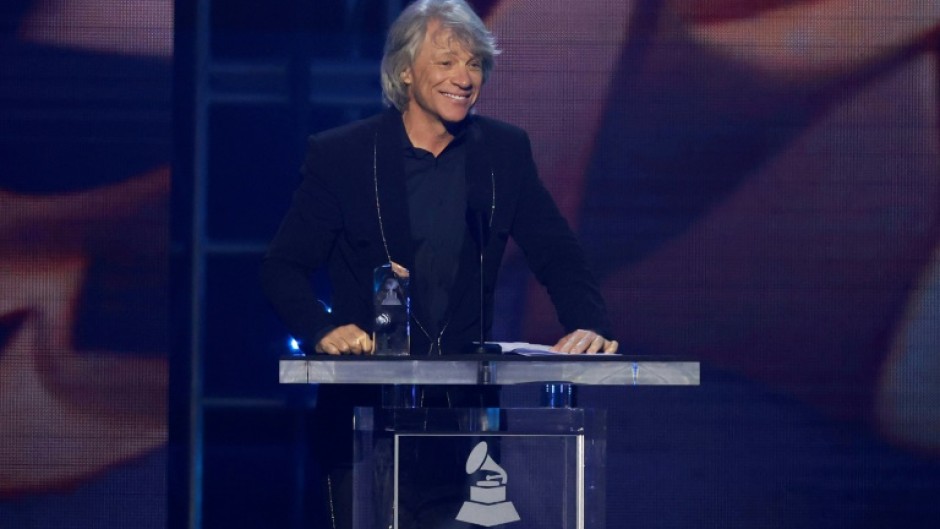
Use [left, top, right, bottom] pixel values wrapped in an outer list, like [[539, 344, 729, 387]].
[[472, 3, 940, 526], [481, 0, 939, 456], [0, 1, 170, 527]]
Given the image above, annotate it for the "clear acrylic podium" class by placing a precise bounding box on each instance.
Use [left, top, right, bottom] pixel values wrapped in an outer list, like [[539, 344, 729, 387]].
[[280, 355, 699, 529]]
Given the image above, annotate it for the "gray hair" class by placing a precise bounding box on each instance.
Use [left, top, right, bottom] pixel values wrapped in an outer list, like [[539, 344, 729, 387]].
[[381, 0, 499, 111]]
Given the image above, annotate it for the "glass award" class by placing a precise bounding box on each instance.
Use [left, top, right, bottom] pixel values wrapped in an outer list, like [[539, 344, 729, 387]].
[[373, 263, 410, 356]]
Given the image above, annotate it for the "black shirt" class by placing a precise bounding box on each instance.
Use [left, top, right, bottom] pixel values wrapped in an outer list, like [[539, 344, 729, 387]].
[[402, 125, 468, 343]]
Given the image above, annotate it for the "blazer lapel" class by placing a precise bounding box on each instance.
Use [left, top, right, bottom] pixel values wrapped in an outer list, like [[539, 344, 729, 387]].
[[443, 118, 490, 323], [373, 109, 416, 272]]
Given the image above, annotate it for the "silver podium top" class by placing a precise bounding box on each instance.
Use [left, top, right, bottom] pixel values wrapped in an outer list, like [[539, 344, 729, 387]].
[[279, 355, 699, 386]]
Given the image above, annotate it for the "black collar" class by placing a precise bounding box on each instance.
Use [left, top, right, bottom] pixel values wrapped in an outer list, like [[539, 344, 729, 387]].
[[397, 111, 472, 154]]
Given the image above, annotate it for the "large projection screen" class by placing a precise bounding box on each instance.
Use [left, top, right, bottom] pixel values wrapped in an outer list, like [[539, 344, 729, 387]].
[[481, 0, 939, 455], [0, 1, 171, 527]]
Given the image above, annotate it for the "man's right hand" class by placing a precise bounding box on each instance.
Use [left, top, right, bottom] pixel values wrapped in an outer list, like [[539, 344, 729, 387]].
[[315, 324, 373, 355]]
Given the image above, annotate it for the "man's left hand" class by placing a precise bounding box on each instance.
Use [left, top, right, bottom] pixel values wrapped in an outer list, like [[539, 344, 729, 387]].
[[551, 329, 618, 354]]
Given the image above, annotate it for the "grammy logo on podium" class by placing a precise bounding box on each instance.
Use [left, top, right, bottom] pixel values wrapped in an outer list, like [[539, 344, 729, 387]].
[[455, 441, 521, 527]]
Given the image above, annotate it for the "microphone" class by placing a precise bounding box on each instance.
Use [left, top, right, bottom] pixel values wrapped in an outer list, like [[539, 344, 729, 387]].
[[375, 312, 391, 327], [464, 208, 502, 355]]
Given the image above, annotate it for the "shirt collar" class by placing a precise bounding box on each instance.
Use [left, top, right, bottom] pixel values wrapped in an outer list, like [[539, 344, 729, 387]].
[[398, 112, 471, 154]]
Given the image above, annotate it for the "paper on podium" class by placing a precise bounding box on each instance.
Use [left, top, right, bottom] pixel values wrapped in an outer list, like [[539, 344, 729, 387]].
[[493, 342, 613, 356]]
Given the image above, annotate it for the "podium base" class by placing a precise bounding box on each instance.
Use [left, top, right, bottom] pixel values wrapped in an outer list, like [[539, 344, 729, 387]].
[[354, 407, 606, 529]]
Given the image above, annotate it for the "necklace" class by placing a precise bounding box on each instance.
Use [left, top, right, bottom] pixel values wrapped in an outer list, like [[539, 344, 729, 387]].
[[372, 131, 495, 355]]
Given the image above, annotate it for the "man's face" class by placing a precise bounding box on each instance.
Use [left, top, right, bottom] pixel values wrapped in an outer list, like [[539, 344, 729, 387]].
[[402, 19, 483, 129]]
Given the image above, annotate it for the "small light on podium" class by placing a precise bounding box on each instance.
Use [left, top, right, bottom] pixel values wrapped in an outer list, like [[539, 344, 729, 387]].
[[287, 336, 301, 354]]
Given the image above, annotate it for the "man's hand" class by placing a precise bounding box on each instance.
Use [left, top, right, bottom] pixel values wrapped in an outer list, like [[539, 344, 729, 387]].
[[315, 324, 373, 355], [551, 329, 618, 354]]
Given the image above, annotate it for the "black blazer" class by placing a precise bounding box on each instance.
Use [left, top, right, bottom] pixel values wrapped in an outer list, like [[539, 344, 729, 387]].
[[261, 108, 610, 355]]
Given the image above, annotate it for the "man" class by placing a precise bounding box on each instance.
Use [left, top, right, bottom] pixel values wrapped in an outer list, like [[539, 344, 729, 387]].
[[261, 0, 616, 357], [261, 0, 616, 526]]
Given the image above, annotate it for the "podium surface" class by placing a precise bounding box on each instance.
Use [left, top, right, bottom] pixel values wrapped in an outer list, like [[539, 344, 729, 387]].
[[279, 354, 700, 386]]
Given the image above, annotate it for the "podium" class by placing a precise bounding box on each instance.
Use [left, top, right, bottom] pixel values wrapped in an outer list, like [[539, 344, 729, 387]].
[[280, 355, 699, 529]]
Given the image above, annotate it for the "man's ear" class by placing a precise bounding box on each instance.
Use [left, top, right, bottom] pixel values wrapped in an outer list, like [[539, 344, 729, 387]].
[[400, 68, 413, 85]]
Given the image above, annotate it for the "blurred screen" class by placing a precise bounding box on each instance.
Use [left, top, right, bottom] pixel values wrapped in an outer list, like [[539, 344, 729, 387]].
[[0, 1, 171, 527], [480, 0, 939, 454]]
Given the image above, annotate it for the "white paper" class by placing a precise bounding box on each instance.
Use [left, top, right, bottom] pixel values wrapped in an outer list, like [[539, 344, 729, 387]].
[[493, 342, 618, 356]]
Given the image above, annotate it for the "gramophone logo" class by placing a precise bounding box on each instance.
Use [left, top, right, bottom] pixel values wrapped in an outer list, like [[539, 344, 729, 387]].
[[455, 441, 521, 527]]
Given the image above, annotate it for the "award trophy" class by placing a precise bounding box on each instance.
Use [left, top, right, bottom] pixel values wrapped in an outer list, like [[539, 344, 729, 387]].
[[373, 263, 410, 356]]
